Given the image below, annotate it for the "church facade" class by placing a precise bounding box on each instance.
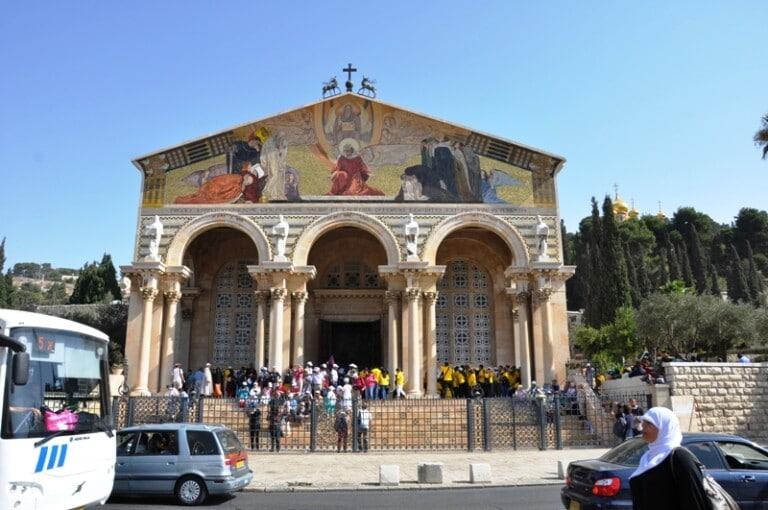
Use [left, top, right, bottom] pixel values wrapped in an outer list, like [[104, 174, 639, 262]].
[[121, 92, 574, 397]]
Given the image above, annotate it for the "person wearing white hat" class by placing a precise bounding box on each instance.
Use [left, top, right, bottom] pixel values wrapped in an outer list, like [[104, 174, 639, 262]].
[[341, 378, 353, 411], [330, 364, 339, 386], [629, 407, 708, 509]]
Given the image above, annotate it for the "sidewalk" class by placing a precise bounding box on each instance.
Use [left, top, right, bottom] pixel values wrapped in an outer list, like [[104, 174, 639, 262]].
[[245, 448, 608, 492]]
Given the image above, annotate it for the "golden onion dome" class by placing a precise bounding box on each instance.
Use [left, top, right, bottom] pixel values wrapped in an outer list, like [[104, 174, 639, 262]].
[[613, 195, 629, 214], [629, 207, 639, 220], [656, 210, 667, 220]]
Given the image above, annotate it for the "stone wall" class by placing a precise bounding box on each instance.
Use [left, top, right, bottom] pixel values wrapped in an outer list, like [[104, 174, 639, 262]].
[[664, 362, 768, 443]]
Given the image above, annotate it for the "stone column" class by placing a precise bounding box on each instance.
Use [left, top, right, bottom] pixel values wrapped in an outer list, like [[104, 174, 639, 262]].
[[178, 289, 199, 370], [384, 291, 400, 387], [134, 285, 159, 396], [538, 289, 556, 383], [515, 292, 532, 389], [254, 290, 269, 369], [159, 288, 182, 389], [291, 291, 308, 367], [268, 288, 287, 371], [405, 288, 422, 397], [422, 291, 438, 397], [531, 289, 550, 385]]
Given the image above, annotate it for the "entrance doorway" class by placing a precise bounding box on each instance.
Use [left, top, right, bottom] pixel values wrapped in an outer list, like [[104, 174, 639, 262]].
[[319, 320, 382, 368]]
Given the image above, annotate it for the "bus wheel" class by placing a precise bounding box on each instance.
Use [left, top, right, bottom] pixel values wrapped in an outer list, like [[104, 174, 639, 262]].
[[175, 475, 207, 506]]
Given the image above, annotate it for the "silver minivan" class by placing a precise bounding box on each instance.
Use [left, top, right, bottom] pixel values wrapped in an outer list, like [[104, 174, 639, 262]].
[[113, 423, 253, 505]]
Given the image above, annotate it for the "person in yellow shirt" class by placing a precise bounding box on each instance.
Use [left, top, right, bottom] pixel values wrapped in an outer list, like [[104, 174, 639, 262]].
[[395, 368, 406, 399], [453, 368, 465, 398], [467, 368, 477, 389], [484, 367, 495, 397], [379, 369, 390, 400]]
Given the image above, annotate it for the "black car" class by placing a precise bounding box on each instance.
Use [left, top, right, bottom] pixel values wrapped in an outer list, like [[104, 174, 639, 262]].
[[561, 433, 768, 509]]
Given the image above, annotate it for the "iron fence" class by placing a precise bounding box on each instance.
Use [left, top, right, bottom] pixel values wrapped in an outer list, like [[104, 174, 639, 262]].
[[112, 390, 651, 452]]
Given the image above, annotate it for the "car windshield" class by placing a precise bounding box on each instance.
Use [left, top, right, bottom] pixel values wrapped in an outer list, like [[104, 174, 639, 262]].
[[600, 438, 648, 466], [215, 429, 243, 454], [2, 327, 109, 439]]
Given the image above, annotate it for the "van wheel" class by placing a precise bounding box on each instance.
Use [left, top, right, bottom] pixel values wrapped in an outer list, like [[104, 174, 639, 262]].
[[175, 475, 207, 506]]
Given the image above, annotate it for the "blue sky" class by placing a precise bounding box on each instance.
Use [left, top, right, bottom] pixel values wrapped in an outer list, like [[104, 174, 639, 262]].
[[1, 1, 766, 269]]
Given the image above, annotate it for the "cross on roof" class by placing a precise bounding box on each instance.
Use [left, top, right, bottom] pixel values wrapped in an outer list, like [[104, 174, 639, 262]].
[[343, 63, 357, 81]]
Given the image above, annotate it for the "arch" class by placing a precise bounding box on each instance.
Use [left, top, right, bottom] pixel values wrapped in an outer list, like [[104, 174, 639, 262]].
[[422, 212, 530, 267], [165, 212, 271, 266], [292, 211, 400, 266]]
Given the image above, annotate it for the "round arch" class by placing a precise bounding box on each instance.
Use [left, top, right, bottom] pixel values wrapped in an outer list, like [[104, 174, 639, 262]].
[[292, 211, 400, 266], [165, 212, 271, 266], [421, 212, 530, 267]]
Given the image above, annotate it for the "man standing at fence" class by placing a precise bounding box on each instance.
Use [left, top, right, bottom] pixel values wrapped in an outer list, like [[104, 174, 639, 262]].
[[249, 404, 262, 450], [357, 402, 371, 452], [628, 398, 645, 437], [334, 411, 349, 452]]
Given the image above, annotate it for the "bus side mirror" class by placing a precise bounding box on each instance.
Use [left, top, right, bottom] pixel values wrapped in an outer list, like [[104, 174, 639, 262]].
[[12, 352, 30, 386]]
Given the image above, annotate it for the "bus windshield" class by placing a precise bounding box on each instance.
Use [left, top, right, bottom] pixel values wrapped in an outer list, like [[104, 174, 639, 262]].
[[2, 327, 109, 440]]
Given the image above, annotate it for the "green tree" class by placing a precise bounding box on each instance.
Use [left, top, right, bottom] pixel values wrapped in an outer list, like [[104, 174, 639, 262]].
[[657, 245, 670, 287], [584, 198, 604, 326], [636, 248, 653, 298], [688, 224, 709, 294], [754, 112, 768, 159], [599, 196, 631, 324], [745, 241, 765, 306], [709, 264, 722, 296], [677, 239, 694, 288], [726, 244, 751, 304], [10, 282, 44, 311], [573, 306, 640, 367], [665, 234, 681, 281], [43, 282, 69, 305], [69, 263, 107, 304], [733, 208, 768, 255], [98, 253, 122, 302], [623, 242, 641, 307]]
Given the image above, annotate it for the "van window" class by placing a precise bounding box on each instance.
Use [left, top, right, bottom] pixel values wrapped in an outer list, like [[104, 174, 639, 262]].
[[134, 431, 178, 456], [686, 442, 725, 470], [187, 430, 219, 456], [116, 432, 136, 456], [215, 429, 243, 454]]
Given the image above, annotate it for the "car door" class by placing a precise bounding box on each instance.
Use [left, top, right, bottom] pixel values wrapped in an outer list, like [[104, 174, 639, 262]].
[[128, 430, 181, 495], [715, 440, 768, 510], [184, 429, 225, 479], [683, 441, 735, 498], [113, 431, 137, 494]]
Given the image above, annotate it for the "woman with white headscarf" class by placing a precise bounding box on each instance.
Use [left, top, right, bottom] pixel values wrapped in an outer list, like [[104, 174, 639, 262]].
[[629, 407, 708, 509]]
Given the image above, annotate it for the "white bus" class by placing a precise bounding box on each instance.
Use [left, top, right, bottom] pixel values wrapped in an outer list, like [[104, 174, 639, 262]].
[[0, 309, 116, 510]]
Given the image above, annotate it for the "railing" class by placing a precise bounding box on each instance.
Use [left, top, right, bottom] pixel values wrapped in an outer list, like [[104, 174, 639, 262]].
[[112, 392, 651, 452]]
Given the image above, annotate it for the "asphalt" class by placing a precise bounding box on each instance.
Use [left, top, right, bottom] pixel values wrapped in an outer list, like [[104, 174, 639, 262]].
[[106, 485, 566, 509]]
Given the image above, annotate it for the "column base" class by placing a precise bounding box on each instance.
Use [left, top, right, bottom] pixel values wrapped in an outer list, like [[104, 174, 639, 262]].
[[407, 390, 423, 398]]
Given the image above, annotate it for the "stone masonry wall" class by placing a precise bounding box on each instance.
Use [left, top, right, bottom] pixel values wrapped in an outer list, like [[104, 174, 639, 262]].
[[664, 362, 768, 443]]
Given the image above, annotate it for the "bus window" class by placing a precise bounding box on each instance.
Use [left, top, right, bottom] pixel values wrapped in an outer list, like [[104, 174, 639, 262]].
[[2, 327, 108, 440]]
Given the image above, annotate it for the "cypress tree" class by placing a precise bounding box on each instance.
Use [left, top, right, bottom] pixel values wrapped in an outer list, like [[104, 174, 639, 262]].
[[726, 244, 750, 304], [69, 262, 107, 304], [623, 242, 641, 307], [584, 198, 604, 326], [657, 246, 670, 287], [637, 248, 653, 298], [600, 196, 631, 324], [98, 253, 122, 302], [709, 263, 722, 296], [678, 239, 694, 288], [665, 234, 681, 281], [688, 224, 709, 294], [745, 241, 764, 305]]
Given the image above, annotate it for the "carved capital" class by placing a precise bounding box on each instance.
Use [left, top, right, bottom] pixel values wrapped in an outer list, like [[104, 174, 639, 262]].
[[271, 287, 288, 302], [422, 291, 438, 303], [140, 287, 159, 302], [532, 288, 553, 305], [404, 287, 421, 302], [164, 290, 182, 304], [383, 290, 400, 304], [292, 291, 308, 303], [181, 308, 194, 321], [514, 291, 530, 306], [254, 290, 270, 304]]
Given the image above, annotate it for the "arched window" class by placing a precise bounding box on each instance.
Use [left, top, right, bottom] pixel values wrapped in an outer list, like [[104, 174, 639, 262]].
[[436, 260, 493, 366], [212, 261, 256, 366]]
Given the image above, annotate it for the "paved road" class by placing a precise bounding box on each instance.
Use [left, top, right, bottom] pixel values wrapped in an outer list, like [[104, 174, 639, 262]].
[[105, 485, 564, 509]]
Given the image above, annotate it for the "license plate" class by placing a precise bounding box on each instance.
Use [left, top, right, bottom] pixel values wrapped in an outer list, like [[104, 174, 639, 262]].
[[236, 460, 245, 469], [569, 501, 581, 510]]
